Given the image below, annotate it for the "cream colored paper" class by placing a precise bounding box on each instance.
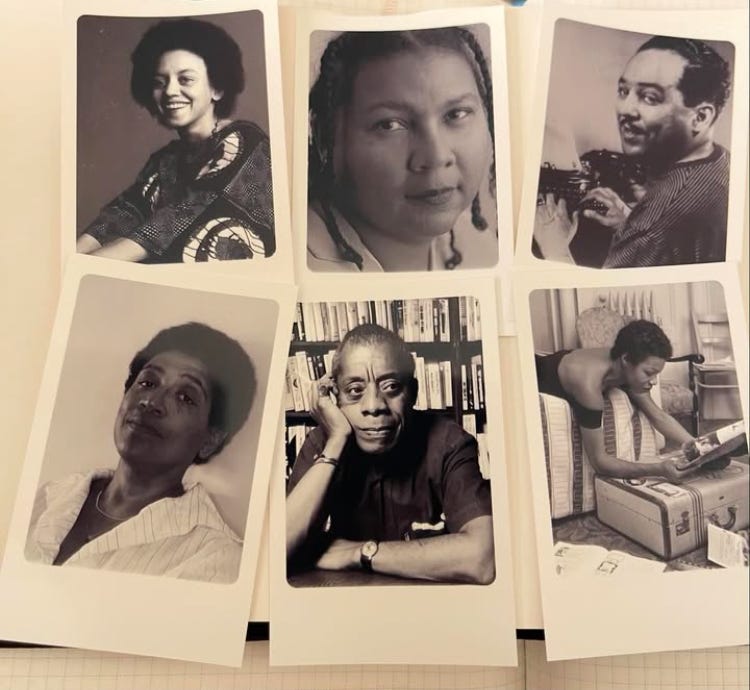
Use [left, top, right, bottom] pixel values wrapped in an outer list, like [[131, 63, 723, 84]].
[[0, 256, 296, 666], [270, 276, 517, 666], [291, 7, 516, 334], [514, 4, 749, 271], [514, 264, 749, 660], [61, 0, 293, 281]]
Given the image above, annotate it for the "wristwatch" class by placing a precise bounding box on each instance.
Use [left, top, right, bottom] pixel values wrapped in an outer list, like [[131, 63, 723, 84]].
[[359, 540, 379, 573]]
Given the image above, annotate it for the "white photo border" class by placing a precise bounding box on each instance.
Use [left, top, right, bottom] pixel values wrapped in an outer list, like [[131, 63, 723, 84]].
[[291, 7, 516, 334], [61, 0, 294, 281], [514, 5, 749, 271], [0, 255, 297, 666], [270, 275, 517, 667], [513, 263, 749, 661]]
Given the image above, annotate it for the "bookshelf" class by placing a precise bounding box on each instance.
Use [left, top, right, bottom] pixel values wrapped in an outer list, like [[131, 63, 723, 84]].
[[284, 297, 489, 479]]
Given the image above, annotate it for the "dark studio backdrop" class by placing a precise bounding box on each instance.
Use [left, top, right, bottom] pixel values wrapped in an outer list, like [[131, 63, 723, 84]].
[[76, 11, 269, 233]]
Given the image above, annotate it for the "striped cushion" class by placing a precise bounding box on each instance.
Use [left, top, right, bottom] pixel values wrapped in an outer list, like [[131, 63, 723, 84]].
[[540, 389, 663, 519]]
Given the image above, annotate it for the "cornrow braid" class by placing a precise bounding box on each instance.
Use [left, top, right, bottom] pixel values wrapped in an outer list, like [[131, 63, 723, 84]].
[[308, 27, 495, 270], [309, 33, 365, 270], [454, 26, 496, 234]]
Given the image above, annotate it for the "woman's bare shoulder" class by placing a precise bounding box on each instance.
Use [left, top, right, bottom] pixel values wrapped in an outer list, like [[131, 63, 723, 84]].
[[559, 348, 610, 407]]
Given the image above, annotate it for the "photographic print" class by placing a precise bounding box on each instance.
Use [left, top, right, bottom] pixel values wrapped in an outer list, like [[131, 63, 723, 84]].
[[270, 278, 517, 666], [515, 265, 749, 660], [291, 6, 513, 279], [285, 296, 493, 587], [515, 6, 749, 270], [531, 282, 747, 574], [0, 258, 296, 666], [63, 0, 293, 275]]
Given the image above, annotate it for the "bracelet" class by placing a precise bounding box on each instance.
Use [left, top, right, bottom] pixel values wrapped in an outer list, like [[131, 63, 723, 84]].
[[313, 454, 339, 468]]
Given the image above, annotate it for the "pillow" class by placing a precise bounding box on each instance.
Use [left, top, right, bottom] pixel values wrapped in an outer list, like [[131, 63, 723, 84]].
[[540, 389, 663, 519]]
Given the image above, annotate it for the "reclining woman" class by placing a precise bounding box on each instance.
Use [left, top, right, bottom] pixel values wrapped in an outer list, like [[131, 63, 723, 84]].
[[307, 27, 498, 272], [26, 322, 256, 583], [535, 320, 702, 482], [76, 18, 274, 263]]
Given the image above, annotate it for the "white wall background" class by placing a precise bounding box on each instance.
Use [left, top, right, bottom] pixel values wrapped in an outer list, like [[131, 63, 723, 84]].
[[542, 19, 734, 167]]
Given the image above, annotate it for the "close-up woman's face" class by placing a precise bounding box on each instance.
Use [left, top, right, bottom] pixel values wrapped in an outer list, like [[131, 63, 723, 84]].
[[151, 49, 221, 136], [334, 46, 492, 244], [623, 354, 666, 393], [114, 350, 216, 470]]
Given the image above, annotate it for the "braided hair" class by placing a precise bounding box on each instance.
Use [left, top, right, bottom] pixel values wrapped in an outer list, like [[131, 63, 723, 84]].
[[309, 27, 496, 270]]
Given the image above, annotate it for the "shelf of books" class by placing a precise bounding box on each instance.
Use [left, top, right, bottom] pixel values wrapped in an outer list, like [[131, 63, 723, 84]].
[[284, 297, 489, 481]]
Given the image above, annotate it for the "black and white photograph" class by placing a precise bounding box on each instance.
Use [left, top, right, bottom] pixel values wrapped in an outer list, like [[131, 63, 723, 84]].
[[0, 258, 295, 665], [530, 282, 748, 574], [270, 279, 517, 667], [285, 297, 493, 587], [517, 8, 749, 270], [514, 266, 749, 660], [72, 6, 282, 265], [292, 6, 513, 278]]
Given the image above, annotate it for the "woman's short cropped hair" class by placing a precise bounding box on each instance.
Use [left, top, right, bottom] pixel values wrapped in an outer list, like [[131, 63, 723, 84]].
[[610, 320, 673, 364], [125, 322, 256, 462], [131, 18, 245, 119]]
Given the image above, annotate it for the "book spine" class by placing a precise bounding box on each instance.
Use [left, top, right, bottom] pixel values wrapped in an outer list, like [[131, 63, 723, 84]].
[[477, 432, 490, 480], [426, 362, 442, 409], [295, 351, 311, 410], [440, 360, 453, 408], [283, 359, 295, 411], [471, 356, 480, 411], [412, 354, 428, 410], [439, 298, 450, 342], [473, 297, 482, 340], [323, 351, 334, 377], [293, 302, 303, 341], [356, 301, 369, 325], [336, 302, 348, 340], [301, 302, 317, 342], [327, 302, 339, 343], [466, 296, 475, 341], [346, 302, 359, 331], [461, 364, 469, 411], [288, 356, 304, 411], [458, 297, 468, 341], [476, 360, 485, 410], [316, 303, 328, 342], [462, 413, 477, 437]]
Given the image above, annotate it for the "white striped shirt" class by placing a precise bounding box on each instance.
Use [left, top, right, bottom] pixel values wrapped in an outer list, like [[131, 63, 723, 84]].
[[25, 470, 242, 584]]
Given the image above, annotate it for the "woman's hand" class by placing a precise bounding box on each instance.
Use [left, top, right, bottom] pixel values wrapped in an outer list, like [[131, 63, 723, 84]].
[[658, 456, 696, 483], [76, 233, 102, 254], [534, 194, 578, 262], [309, 376, 352, 446], [581, 187, 632, 232], [91, 237, 149, 263]]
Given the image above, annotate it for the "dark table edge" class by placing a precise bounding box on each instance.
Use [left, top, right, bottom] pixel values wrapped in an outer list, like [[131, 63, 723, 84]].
[[1, 625, 545, 648]]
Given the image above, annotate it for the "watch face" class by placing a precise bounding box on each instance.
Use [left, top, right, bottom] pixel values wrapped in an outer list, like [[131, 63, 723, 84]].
[[362, 540, 378, 558]]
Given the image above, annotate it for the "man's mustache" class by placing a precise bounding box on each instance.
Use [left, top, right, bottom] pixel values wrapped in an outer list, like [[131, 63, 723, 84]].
[[618, 117, 646, 135]]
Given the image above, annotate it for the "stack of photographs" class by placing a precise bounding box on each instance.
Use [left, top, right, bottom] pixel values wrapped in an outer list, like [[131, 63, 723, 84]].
[[0, 0, 747, 672]]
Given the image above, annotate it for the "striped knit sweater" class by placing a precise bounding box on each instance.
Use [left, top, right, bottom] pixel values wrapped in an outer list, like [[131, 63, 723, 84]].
[[604, 144, 729, 268]]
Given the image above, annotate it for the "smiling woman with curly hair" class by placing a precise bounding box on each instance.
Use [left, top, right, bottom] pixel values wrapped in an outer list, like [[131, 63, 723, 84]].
[[76, 18, 275, 263]]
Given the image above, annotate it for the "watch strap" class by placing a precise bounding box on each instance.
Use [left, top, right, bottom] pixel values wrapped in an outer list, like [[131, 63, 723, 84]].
[[360, 540, 379, 572]]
